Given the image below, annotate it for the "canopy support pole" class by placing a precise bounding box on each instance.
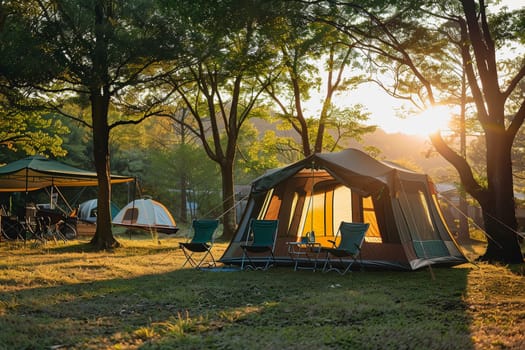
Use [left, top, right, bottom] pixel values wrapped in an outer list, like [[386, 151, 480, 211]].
[[24, 167, 29, 217], [129, 178, 137, 240]]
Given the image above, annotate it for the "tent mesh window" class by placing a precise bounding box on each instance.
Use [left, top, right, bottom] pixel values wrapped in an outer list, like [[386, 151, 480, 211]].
[[404, 183, 448, 258]]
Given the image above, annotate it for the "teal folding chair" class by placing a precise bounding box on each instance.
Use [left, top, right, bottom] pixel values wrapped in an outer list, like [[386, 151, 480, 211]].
[[179, 219, 219, 269], [321, 222, 369, 275], [240, 219, 279, 270]]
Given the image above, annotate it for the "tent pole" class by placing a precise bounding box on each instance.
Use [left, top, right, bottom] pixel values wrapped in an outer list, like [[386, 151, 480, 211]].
[[308, 162, 315, 237], [50, 181, 54, 209], [25, 167, 28, 196], [24, 167, 29, 217], [53, 185, 74, 214]]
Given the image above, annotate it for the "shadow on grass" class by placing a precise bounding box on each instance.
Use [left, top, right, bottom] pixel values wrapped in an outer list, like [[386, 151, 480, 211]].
[[0, 265, 474, 349], [0, 242, 181, 274], [44, 240, 179, 255]]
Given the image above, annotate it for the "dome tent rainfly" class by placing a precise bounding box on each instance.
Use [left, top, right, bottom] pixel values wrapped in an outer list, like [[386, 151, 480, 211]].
[[220, 148, 467, 270], [78, 199, 121, 223], [112, 198, 178, 234]]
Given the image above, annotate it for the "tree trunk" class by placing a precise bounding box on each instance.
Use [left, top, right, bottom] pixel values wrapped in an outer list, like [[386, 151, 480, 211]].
[[290, 75, 311, 157], [88, 1, 119, 249], [314, 96, 331, 154], [480, 133, 522, 263], [458, 70, 469, 242], [89, 91, 120, 249], [430, 131, 523, 264], [481, 208, 522, 263], [180, 172, 188, 222], [220, 160, 236, 241]]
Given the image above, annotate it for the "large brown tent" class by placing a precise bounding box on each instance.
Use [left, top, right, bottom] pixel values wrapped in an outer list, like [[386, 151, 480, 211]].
[[220, 148, 467, 270]]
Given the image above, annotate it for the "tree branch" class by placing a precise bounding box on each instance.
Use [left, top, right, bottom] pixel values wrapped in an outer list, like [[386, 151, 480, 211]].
[[430, 132, 487, 205]]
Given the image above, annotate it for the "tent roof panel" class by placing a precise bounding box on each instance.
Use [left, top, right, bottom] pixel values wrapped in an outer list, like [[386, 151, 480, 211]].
[[251, 148, 426, 195]]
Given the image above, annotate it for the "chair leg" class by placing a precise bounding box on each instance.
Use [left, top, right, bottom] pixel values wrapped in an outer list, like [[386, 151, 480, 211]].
[[195, 251, 216, 269], [322, 252, 331, 273], [181, 248, 197, 268], [245, 253, 259, 270], [323, 251, 341, 273], [262, 252, 275, 270], [241, 249, 274, 271], [340, 258, 353, 275], [241, 249, 255, 270], [241, 251, 246, 270], [181, 247, 216, 269], [322, 252, 354, 275]]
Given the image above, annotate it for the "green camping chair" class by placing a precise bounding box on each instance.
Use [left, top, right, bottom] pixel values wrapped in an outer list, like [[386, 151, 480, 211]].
[[240, 219, 279, 270], [321, 222, 369, 275], [179, 219, 219, 269]]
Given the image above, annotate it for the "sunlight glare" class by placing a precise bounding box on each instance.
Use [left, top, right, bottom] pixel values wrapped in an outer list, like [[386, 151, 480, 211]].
[[399, 105, 455, 137]]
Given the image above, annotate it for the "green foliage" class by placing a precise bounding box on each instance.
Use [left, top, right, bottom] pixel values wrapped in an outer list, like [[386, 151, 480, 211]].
[[261, 3, 375, 156], [267, 103, 376, 160], [488, 7, 525, 44], [144, 145, 222, 221], [0, 110, 69, 161], [107, 118, 223, 221], [235, 121, 283, 183], [54, 116, 93, 168], [0, 2, 62, 84]]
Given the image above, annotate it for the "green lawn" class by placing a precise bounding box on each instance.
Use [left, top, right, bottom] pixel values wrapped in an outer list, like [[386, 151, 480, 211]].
[[0, 234, 523, 349]]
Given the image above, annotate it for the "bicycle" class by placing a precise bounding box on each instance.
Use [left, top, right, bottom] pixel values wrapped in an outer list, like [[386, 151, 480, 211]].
[[22, 216, 48, 245], [36, 209, 78, 240], [1, 216, 26, 242], [37, 216, 77, 243], [60, 217, 78, 240]]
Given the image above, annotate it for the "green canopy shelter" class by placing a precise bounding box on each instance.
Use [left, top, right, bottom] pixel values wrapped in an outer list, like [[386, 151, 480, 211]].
[[0, 156, 134, 192]]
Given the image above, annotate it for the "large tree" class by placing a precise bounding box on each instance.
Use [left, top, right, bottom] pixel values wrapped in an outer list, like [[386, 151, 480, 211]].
[[1, 0, 186, 248], [313, 0, 524, 263], [265, 7, 374, 157], [162, 0, 283, 239]]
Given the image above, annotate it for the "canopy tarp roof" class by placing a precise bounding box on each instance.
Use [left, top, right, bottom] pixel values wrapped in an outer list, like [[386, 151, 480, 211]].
[[0, 156, 134, 192]]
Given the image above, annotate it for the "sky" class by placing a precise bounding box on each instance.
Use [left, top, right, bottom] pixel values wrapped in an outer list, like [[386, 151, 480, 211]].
[[308, 0, 524, 136]]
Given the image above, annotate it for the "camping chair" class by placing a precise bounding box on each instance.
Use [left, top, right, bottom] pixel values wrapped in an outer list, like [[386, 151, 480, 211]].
[[179, 219, 219, 269], [321, 222, 369, 275], [240, 219, 279, 270]]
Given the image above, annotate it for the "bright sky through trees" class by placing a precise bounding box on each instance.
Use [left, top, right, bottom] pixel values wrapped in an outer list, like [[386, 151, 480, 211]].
[[307, 79, 452, 136], [343, 86, 457, 136], [307, 0, 524, 136]]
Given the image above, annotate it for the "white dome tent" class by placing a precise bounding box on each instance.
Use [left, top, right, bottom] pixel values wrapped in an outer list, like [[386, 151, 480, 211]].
[[112, 197, 178, 235]]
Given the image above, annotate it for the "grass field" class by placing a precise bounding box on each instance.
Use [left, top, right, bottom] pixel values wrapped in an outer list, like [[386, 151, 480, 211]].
[[0, 232, 524, 349]]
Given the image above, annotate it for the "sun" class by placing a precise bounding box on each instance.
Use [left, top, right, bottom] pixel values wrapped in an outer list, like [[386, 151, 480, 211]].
[[398, 105, 455, 137]]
